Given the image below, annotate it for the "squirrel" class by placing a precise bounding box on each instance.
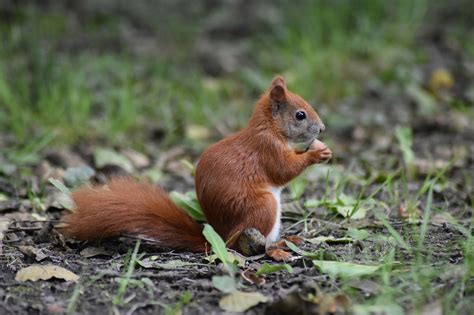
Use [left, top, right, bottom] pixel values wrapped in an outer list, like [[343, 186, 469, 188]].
[[60, 75, 332, 253]]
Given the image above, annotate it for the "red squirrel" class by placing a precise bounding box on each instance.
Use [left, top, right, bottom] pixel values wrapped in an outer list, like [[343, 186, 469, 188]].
[[61, 76, 332, 253]]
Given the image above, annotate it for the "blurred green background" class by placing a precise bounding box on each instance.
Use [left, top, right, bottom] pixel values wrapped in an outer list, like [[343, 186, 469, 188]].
[[0, 0, 472, 155]]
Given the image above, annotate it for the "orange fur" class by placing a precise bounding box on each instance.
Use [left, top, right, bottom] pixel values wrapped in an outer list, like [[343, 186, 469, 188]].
[[62, 178, 205, 252], [60, 75, 331, 253]]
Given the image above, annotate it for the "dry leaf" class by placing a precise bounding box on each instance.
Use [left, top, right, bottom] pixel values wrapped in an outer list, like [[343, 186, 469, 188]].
[[80, 247, 111, 258], [431, 212, 455, 225], [219, 291, 268, 312], [348, 279, 380, 296], [0, 200, 21, 212], [318, 293, 351, 314], [414, 158, 449, 175], [121, 149, 150, 169], [268, 236, 304, 248], [398, 202, 409, 218], [18, 246, 48, 261], [241, 269, 265, 285], [313, 260, 381, 278], [15, 265, 79, 282], [286, 235, 304, 245], [267, 239, 286, 249], [342, 219, 384, 229], [94, 148, 134, 173], [306, 236, 353, 245], [398, 201, 421, 221], [138, 258, 197, 269], [266, 248, 292, 262]]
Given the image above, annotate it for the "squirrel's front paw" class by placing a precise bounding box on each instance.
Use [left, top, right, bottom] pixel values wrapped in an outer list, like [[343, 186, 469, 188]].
[[308, 139, 332, 164]]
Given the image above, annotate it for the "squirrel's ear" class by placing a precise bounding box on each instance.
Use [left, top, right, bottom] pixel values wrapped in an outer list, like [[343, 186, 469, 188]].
[[269, 75, 287, 102]]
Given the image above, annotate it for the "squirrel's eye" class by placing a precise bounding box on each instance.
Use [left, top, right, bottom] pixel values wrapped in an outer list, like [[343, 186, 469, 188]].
[[295, 111, 306, 120]]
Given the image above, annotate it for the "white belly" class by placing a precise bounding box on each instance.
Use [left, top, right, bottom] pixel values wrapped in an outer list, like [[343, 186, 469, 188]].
[[266, 186, 283, 247]]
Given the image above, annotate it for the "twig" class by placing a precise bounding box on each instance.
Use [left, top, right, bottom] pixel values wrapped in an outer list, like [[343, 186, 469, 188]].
[[126, 301, 167, 315], [6, 226, 43, 232], [10, 220, 60, 224], [121, 234, 161, 244]]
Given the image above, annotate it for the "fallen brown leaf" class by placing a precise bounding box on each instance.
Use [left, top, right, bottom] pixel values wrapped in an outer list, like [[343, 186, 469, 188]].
[[18, 246, 48, 261], [286, 235, 304, 245], [266, 248, 292, 262], [431, 212, 455, 225], [80, 247, 111, 258], [121, 149, 150, 169], [219, 291, 268, 312], [318, 293, 351, 314], [241, 269, 265, 285], [348, 279, 380, 296], [267, 239, 286, 249], [398, 201, 421, 221], [15, 265, 79, 282]]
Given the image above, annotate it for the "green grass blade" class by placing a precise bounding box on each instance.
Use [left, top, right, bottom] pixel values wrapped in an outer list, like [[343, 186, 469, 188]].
[[202, 224, 233, 271], [113, 240, 141, 305]]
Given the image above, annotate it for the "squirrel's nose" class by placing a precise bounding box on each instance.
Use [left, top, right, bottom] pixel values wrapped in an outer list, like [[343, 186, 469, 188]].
[[308, 124, 321, 134], [319, 123, 326, 132]]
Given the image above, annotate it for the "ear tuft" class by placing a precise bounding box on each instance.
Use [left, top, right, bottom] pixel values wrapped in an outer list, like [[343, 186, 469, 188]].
[[269, 75, 287, 102], [271, 75, 286, 88]]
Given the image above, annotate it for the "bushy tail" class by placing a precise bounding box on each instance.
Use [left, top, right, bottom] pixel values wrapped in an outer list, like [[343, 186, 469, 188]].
[[60, 178, 206, 252]]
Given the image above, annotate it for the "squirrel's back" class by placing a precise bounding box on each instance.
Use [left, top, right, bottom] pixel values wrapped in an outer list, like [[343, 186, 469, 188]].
[[195, 128, 277, 243]]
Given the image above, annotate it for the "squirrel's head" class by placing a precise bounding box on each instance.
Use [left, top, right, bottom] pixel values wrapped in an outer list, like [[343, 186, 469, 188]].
[[263, 75, 325, 147]]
